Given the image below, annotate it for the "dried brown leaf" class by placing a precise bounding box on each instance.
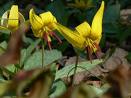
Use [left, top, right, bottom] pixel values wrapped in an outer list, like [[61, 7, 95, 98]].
[[0, 21, 30, 66], [104, 65, 131, 98]]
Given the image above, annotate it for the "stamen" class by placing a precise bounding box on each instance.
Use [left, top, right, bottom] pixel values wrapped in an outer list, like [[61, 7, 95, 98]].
[[87, 39, 101, 59], [47, 41, 52, 50], [86, 46, 92, 63], [94, 43, 101, 52], [94, 43, 102, 59], [43, 33, 52, 50], [50, 32, 62, 44]]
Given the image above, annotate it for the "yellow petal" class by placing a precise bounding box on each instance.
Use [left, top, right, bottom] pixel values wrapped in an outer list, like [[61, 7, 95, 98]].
[[18, 12, 25, 24], [56, 23, 85, 50], [40, 11, 57, 29], [1, 6, 25, 31], [40, 11, 57, 24], [29, 9, 43, 31], [0, 26, 9, 31], [75, 21, 91, 37], [32, 28, 43, 38], [91, 1, 104, 40], [1, 11, 8, 27], [8, 5, 19, 30]]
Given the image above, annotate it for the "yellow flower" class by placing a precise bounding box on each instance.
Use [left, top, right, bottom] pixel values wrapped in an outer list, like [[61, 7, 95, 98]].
[[0, 5, 25, 31], [56, 1, 104, 60], [29, 9, 62, 49]]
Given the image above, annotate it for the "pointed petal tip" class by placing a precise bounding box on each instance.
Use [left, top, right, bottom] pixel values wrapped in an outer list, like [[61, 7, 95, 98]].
[[101, 1, 105, 10], [90, 1, 104, 40], [102, 1, 105, 5], [11, 5, 18, 8], [29, 8, 34, 15], [8, 4, 19, 29]]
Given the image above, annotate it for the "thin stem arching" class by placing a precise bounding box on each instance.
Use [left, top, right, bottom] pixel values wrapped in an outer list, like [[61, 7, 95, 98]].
[[72, 53, 79, 86], [41, 39, 44, 68]]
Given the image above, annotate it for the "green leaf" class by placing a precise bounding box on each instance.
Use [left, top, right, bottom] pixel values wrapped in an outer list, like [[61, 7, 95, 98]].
[[21, 39, 41, 67], [103, 3, 120, 23], [0, 28, 11, 34], [23, 36, 34, 44], [5, 64, 16, 73], [24, 49, 62, 70], [103, 3, 120, 37], [117, 26, 131, 44], [126, 52, 131, 64], [0, 1, 14, 16], [50, 80, 66, 98], [55, 59, 103, 80], [0, 41, 7, 54], [0, 76, 5, 82], [103, 22, 120, 36]]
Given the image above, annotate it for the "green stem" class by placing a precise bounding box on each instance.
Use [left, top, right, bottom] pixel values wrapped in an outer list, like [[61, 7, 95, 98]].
[[19, 58, 21, 70], [72, 53, 79, 86], [18, 43, 22, 71], [41, 39, 44, 67]]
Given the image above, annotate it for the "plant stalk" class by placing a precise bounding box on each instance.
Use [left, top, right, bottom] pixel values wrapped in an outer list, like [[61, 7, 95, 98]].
[[41, 39, 44, 67], [72, 54, 79, 86]]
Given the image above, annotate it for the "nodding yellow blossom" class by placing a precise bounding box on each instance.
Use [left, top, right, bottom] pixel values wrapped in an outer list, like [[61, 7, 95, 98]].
[[29, 9, 61, 49], [0, 5, 25, 31], [56, 1, 104, 60]]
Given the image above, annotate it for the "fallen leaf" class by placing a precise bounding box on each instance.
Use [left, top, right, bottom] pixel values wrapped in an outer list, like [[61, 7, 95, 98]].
[[0, 21, 30, 66]]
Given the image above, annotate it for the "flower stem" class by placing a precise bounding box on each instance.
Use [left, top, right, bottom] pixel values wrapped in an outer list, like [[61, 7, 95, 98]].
[[72, 53, 79, 86], [41, 39, 44, 67]]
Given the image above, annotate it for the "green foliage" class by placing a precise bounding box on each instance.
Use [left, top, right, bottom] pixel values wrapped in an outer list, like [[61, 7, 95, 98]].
[[126, 52, 131, 64], [50, 80, 67, 98], [20, 39, 41, 67], [0, 41, 7, 54], [55, 59, 103, 80], [0, 1, 14, 16], [24, 49, 62, 70]]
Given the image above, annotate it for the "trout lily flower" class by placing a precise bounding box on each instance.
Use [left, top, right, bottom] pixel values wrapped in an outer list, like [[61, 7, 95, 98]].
[[0, 5, 25, 32], [29, 9, 62, 49], [56, 1, 104, 60]]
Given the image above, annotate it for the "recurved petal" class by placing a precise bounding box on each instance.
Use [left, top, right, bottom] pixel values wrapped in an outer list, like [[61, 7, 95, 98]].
[[75, 21, 91, 37], [18, 12, 25, 25], [8, 5, 19, 30], [1, 11, 8, 27], [56, 23, 85, 50], [40, 11, 57, 29], [0, 26, 9, 31], [91, 1, 104, 40], [29, 9, 43, 31], [40, 11, 57, 24]]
